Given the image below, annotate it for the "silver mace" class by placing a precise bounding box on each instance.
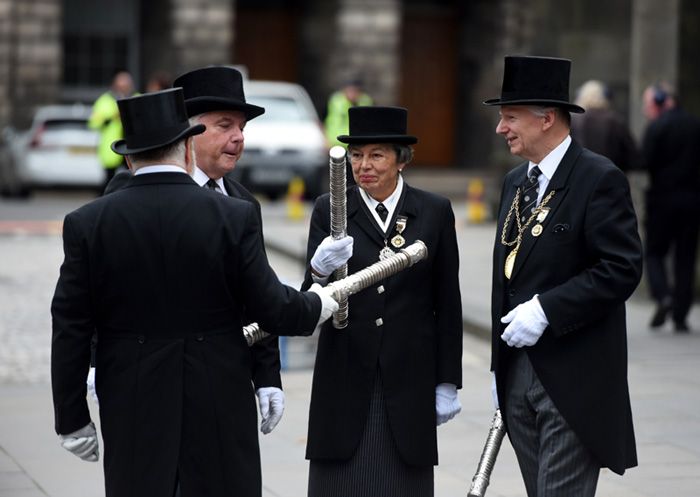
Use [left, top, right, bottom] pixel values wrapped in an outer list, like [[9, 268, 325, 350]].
[[329, 145, 349, 328], [468, 409, 506, 497], [243, 240, 428, 346]]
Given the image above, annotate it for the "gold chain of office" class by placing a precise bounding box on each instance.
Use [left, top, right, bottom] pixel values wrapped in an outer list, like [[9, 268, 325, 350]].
[[500, 188, 556, 248]]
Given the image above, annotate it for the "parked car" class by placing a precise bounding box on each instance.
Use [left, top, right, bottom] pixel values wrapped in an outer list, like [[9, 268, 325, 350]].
[[0, 104, 105, 197], [229, 80, 329, 200]]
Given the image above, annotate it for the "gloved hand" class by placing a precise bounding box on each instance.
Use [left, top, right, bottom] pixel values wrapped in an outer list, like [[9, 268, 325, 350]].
[[500, 295, 548, 348], [59, 422, 99, 462], [86, 367, 98, 406], [256, 387, 285, 434], [309, 283, 339, 327], [435, 383, 461, 426], [310, 236, 353, 277], [491, 373, 499, 409]]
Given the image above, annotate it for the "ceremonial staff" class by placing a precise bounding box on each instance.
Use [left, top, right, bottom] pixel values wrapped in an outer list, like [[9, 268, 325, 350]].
[[243, 240, 428, 346], [468, 409, 506, 497], [329, 145, 349, 328]]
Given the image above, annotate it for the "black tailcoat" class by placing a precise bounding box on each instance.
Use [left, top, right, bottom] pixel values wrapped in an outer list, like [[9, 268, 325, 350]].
[[51, 172, 320, 497], [302, 183, 463, 466], [491, 141, 643, 475]]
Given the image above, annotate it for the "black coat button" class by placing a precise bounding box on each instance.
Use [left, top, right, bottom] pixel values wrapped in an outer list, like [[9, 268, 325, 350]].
[[508, 289, 516, 297], [137, 336, 145, 344], [196, 335, 204, 342]]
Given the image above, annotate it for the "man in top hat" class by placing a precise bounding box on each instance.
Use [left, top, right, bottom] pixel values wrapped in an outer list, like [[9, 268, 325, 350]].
[[485, 56, 642, 496], [301, 106, 462, 497], [51, 87, 338, 497]]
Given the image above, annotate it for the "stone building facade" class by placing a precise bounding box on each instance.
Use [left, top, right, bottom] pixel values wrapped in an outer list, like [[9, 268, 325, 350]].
[[1, 0, 698, 168]]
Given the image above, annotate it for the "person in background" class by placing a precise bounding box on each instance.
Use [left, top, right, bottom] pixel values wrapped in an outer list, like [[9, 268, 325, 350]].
[[486, 55, 642, 497], [146, 71, 171, 93], [88, 70, 136, 194], [303, 106, 462, 497], [641, 81, 700, 332], [571, 79, 641, 173], [324, 78, 373, 149], [51, 87, 338, 497]]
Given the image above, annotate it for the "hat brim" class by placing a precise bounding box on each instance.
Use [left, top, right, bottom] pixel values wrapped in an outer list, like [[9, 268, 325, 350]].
[[483, 97, 585, 114], [184, 97, 265, 121], [337, 134, 418, 145], [111, 123, 206, 156]]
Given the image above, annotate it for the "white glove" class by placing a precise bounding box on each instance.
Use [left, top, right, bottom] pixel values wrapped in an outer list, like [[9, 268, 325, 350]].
[[256, 387, 285, 434], [86, 367, 98, 406], [435, 383, 461, 426], [59, 422, 99, 462], [309, 283, 339, 327], [310, 236, 354, 277], [500, 295, 548, 348], [491, 373, 499, 409]]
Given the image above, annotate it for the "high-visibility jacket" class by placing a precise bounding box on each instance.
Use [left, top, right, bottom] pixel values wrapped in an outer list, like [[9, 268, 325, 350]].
[[324, 91, 373, 147], [88, 91, 128, 169]]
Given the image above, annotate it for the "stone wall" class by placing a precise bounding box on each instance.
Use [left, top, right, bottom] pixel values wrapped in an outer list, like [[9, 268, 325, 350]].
[[0, 0, 62, 130]]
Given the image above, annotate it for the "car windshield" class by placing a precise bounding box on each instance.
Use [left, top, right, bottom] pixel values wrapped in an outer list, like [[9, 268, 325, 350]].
[[247, 96, 310, 123], [42, 119, 89, 131]]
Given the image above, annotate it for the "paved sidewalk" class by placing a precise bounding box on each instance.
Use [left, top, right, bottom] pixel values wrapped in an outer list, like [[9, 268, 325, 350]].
[[1, 199, 699, 496]]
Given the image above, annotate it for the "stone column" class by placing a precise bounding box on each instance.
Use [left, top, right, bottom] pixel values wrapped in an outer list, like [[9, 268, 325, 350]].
[[629, 0, 680, 139], [170, 0, 234, 75], [331, 0, 401, 105]]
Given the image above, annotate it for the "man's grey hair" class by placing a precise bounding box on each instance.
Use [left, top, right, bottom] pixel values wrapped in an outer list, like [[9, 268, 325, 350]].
[[128, 139, 187, 166], [393, 144, 414, 165], [528, 106, 571, 127]]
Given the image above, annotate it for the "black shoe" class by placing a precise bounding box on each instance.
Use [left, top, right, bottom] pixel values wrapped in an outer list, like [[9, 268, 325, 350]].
[[674, 321, 690, 333], [650, 303, 671, 328]]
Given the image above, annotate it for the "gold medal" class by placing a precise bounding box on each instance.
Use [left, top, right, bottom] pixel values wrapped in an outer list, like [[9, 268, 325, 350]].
[[391, 234, 405, 248], [531, 224, 543, 237], [379, 246, 394, 261], [504, 247, 518, 279], [536, 207, 550, 223]]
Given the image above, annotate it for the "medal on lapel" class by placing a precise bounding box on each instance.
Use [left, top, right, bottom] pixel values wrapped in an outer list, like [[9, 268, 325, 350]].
[[379, 242, 394, 261], [390, 215, 407, 248], [531, 224, 543, 237]]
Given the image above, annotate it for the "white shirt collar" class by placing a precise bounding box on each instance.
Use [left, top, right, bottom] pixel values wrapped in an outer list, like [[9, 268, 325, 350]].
[[133, 164, 187, 175], [528, 135, 571, 180], [192, 166, 228, 195], [359, 175, 404, 232]]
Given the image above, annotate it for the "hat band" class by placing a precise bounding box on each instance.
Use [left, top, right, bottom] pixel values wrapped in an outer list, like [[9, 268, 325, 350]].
[[500, 90, 570, 102], [125, 123, 190, 149]]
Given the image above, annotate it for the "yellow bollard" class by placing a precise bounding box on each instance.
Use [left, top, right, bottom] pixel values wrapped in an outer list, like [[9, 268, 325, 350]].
[[286, 176, 305, 221], [466, 178, 487, 224]]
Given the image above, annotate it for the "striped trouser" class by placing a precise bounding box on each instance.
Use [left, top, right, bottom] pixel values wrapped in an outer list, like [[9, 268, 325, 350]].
[[505, 351, 600, 497]]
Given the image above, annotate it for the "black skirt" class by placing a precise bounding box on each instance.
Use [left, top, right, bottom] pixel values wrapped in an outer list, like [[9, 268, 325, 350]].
[[308, 373, 434, 497]]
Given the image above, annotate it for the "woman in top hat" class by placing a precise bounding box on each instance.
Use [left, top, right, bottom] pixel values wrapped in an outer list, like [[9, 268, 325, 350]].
[[301, 106, 463, 497]]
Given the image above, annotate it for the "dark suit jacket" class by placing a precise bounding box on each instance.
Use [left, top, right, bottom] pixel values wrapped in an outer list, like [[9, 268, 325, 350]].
[[491, 140, 643, 475], [105, 170, 283, 389], [51, 172, 320, 497], [302, 183, 463, 466]]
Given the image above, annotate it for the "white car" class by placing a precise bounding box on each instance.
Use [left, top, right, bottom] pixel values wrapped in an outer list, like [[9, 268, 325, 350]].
[[0, 104, 105, 196], [230, 81, 329, 200]]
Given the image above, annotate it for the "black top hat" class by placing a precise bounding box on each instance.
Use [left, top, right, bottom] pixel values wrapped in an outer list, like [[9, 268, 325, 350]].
[[173, 66, 265, 121], [111, 88, 205, 155], [337, 106, 417, 145], [484, 56, 585, 113]]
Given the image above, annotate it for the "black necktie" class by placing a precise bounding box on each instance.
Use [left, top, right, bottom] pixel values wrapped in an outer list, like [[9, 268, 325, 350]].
[[205, 178, 221, 194], [519, 166, 542, 223], [376, 203, 388, 222]]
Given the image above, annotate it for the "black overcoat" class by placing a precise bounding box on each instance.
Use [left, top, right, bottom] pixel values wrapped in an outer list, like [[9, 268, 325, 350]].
[[51, 172, 321, 497], [490, 140, 643, 475], [302, 183, 463, 466]]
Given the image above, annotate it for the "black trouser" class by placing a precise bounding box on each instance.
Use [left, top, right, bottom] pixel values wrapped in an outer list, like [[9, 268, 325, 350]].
[[645, 193, 700, 324]]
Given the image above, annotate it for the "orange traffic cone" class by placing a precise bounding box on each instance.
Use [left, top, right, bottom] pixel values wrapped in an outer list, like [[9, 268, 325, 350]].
[[286, 176, 305, 221]]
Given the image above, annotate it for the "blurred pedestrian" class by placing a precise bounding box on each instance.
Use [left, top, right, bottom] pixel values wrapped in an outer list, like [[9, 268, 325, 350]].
[[146, 71, 171, 92], [485, 55, 642, 497], [88, 70, 136, 194], [51, 87, 338, 497], [324, 78, 373, 148], [303, 106, 463, 497], [571, 80, 641, 172], [641, 81, 700, 332]]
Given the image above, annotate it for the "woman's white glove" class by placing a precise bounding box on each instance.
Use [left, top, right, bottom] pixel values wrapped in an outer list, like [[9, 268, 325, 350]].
[[435, 383, 461, 426], [310, 236, 353, 277], [59, 422, 99, 462], [256, 387, 285, 434], [500, 295, 548, 348], [308, 283, 339, 327], [86, 367, 98, 406]]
